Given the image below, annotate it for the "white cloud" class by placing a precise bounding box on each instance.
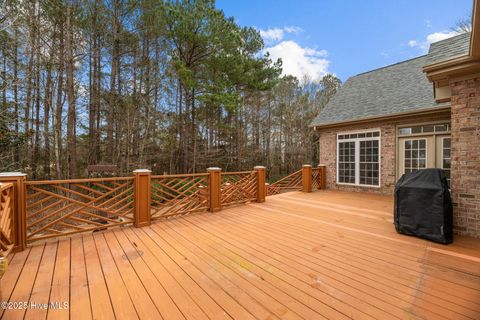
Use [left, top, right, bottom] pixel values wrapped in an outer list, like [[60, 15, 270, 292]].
[[426, 31, 459, 43], [425, 19, 432, 28], [259, 28, 284, 42], [408, 40, 418, 47], [265, 40, 329, 81], [284, 26, 303, 34], [259, 26, 303, 43], [408, 30, 460, 53]]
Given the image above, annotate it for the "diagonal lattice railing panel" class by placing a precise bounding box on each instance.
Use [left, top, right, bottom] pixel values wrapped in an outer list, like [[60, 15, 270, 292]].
[[151, 173, 209, 219], [25, 177, 134, 242], [221, 171, 257, 206], [0, 183, 14, 257], [267, 169, 302, 196], [312, 167, 322, 190]]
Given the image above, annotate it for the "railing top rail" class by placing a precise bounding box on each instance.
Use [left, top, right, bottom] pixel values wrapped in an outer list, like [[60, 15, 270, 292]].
[[25, 176, 134, 185], [151, 172, 209, 179], [0, 182, 14, 192], [221, 171, 255, 175]]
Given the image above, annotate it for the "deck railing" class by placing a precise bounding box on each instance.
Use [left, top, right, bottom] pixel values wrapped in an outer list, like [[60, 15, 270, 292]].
[[0, 164, 325, 250], [151, 173, 209, 219], [25, 177, 134, 242], [267, 165, 326, 196], [221, 171, 258, 206], [0, 183, 15, 257]]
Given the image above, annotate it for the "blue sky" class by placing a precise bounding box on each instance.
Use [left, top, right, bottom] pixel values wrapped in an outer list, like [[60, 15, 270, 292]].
[[216, 0, 472, 82]]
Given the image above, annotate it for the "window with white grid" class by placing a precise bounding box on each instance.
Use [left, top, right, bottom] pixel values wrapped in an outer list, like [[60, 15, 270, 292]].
[[337, 131, 380, 187], [404, 139, 426, 174]]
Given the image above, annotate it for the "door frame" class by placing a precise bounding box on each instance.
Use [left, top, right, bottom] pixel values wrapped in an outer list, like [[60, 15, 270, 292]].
[[398, 137, 432, 176], [395, 120, 451, 180]]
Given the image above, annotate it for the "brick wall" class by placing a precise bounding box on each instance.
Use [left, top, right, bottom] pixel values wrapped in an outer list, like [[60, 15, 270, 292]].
[[450, 77, 480, 238], [318, 122, 396, 195], [318, 114, 450, 196]]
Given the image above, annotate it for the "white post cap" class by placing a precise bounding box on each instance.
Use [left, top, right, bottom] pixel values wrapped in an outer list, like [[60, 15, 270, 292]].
[[133, 169, 152, 173], [0, 172, 27, 177]]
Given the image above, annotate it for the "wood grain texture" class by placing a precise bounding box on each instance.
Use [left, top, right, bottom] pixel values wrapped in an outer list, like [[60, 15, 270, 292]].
[[2, 190, 479, 319]]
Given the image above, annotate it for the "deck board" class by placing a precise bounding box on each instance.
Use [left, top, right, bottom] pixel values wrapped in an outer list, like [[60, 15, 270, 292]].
[[1, 190, 480, 319]]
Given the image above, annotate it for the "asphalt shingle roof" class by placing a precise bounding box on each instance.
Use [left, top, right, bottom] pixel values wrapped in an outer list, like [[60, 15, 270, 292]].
[[425, 32, 471, 65], [311, 33, 473, 127], [311, 56, 449, 127]]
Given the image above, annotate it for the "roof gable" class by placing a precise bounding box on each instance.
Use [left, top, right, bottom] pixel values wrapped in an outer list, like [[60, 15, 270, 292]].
[[311, 56, 448, 127], [425, 32, 471, 66]]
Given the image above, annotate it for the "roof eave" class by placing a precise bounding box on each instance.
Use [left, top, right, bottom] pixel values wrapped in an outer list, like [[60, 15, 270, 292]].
[[423, 55, 480, 82], [310, 105, 451, 130], [424, 0, 480, 81]]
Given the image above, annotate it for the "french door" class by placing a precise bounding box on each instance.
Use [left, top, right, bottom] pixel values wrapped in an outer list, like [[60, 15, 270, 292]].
[[398, 135, 451, 181]]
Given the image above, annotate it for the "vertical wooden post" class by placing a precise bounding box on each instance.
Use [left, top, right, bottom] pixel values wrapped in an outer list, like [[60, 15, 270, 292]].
[[133, 169, 151, 228], [302, 165, 312, 193], [0, 172, 27, 251], [254, 166, 266, 203], [207, 167, 221, 212], [318, 164, 327, 189]]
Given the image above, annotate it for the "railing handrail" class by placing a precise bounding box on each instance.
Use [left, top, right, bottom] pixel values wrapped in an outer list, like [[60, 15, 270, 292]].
[[221, 170, 255, 175], [26, 176, 134, 185], [151, 172, 209, 179]]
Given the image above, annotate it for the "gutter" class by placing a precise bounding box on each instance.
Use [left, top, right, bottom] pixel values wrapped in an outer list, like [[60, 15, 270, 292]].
[[310, 105, 451, 130]]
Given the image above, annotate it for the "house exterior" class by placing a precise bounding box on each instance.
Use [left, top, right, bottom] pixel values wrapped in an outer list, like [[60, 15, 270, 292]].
[[311, 1, 480, 238]]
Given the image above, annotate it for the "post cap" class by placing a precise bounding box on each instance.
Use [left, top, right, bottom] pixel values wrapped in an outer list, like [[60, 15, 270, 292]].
[[133, 169, 152, 173], [0, 172, 27, 177], [254, 166, 266, 170], [207, 167, 221, 171], [317, 164, 326, 167], [302, 164, 312, 168]]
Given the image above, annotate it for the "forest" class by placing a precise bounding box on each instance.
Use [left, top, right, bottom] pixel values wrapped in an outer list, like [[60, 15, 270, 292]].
[[0, 0, 341, 179]]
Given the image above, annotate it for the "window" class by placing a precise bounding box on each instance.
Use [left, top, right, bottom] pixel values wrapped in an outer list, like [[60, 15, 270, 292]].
[[404, 139, 426, 173], [442, 137, 451, 187], [360, 140, 379, 186], [398, 123, 450, 136], [338, 142, 356, 183], [337, 130, 380, 187]]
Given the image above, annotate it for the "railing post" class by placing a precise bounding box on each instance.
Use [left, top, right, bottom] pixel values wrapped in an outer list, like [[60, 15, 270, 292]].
[[0, 172, 27, 251], [254, 166, 266, 203], [302, 165, 312, 193], [133, 169, 151, 228], [207, 167, 221, 212], [318, 164, 327, 189]]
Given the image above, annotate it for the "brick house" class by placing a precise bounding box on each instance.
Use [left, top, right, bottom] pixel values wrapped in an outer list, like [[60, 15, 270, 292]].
[[311, 1, 480, 238]]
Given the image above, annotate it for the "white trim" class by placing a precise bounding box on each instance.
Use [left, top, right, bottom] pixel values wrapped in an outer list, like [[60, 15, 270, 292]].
[[355, 140, 360, 185], [336, 129, 381, 188], [439, 136, 452, 188], [397, 121, 451, 137], [439, 136, 451, 169], [336, 182, 382, 188], [337, 128, 382, 136]]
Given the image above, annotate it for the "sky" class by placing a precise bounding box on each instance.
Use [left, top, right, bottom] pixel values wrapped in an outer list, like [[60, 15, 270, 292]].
[[216, 0, 473, 82]]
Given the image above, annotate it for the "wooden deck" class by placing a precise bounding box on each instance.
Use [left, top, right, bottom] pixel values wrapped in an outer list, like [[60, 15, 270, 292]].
[[1, 190, 480, 320]]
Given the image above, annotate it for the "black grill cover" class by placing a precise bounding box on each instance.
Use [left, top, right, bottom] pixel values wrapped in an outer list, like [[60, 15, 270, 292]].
[[394, 169, 453, 244]]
